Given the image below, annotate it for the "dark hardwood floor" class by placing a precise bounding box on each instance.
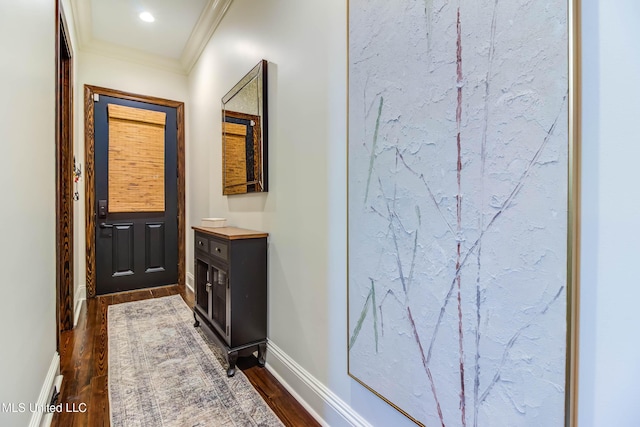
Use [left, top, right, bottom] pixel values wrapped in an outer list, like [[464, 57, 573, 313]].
[[51, 285, 319, 427]]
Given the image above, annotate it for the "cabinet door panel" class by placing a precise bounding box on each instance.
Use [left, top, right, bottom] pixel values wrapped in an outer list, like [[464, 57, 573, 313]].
[[211, 263, 229, 344], [195, 259, 209, 315]]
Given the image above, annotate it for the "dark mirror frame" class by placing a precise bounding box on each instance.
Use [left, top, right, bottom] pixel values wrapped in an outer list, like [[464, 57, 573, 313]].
[[221, 60, 268, 195]]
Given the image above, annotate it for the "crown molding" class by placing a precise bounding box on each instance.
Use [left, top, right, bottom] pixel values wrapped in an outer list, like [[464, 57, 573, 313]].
[[81, 39, 187, 75], [69, 0, 233, 76], [180, 0, 234, 73]]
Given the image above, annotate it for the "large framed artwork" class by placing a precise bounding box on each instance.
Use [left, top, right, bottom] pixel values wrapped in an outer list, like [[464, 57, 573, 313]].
[[347, 1, 580, 426]]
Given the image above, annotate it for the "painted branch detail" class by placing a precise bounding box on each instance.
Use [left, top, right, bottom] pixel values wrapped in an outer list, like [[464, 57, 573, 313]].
[[454, 7, 467, 427], [349, 1, 569, 425], [474, 2, 498, 425], [364, 97, 384, 205], [349, 280, 379, 353]]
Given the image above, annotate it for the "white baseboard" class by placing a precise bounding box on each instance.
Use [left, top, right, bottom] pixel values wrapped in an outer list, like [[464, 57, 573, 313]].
[[39, 375, 63, 427], [28, 352, 61, 427], [266, 341, 372, 427], [74, 285, 87, 326], [186, 272, 194, 292]]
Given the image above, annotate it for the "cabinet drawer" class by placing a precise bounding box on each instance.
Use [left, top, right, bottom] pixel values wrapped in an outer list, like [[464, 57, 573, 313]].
[[195, 235, 209, 253], [209, 239, 228, 261]]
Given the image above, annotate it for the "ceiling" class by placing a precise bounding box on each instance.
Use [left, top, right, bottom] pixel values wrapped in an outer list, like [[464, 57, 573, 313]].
[[70, 0, 234, 74]]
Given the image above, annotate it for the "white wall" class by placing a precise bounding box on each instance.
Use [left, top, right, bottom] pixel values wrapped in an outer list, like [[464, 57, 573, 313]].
[[0, 0, 58, 425], [78, 51, 189, 101], [579, 1, 640, 426], [188, 0, 415, 425], [72, 50, 189, 306]]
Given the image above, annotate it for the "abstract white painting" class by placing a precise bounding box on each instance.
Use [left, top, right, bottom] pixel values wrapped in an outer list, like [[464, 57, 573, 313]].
[[348, 1, 571, 426]]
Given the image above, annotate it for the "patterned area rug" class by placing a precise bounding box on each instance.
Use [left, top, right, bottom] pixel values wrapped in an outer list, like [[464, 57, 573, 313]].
[[108, 295, 284, 427]]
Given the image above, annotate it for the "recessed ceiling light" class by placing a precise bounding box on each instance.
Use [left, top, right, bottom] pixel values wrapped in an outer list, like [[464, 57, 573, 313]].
[[139, 11, 155, 23]]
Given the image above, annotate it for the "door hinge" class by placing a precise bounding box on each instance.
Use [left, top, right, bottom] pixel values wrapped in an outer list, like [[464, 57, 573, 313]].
[[93, 93, 99, 102]]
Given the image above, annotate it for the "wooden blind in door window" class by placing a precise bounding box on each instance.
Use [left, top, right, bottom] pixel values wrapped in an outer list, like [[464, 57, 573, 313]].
[[107, 104, 166, 212], [223, 122, 248, 195]]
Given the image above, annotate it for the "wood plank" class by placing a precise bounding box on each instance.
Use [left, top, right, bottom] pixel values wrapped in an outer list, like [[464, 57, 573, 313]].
[[177, 103, 186, 289], [92, 297, 110, 377], [179, 285, 195, 308], [192, 226, 269, 240], [240, 359, 321, 427], [56, 9, 75, 336], [150, 285, 172, 298], [87, 375, 109, 427], [54, 298, 97, 427], [112, 288, 152, 304], [84, 86, 96, 298]]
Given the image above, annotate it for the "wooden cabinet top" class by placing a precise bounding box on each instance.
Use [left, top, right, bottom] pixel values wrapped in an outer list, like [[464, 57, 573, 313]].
[[192, 226, 268, 240]]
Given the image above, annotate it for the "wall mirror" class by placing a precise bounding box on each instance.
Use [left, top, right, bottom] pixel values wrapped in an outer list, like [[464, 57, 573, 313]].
[[222, 60, 268, 195]]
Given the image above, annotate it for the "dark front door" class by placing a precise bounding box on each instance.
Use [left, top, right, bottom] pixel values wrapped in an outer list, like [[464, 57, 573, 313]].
[[94, 94, 178, 294]]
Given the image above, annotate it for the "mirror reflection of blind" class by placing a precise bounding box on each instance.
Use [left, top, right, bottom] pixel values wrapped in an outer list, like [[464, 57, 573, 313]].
[[223, 122, 248, 195], [107, 104, 166, 212]]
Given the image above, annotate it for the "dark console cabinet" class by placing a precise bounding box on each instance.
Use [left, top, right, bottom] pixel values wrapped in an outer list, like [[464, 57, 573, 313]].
[[192, 226, 268, 376]]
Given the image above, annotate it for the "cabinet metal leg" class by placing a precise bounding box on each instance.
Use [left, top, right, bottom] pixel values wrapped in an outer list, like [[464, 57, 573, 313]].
[[193, 311, 200, 327], [227, 351, 238, 377], [257, 342, 267, 367]]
